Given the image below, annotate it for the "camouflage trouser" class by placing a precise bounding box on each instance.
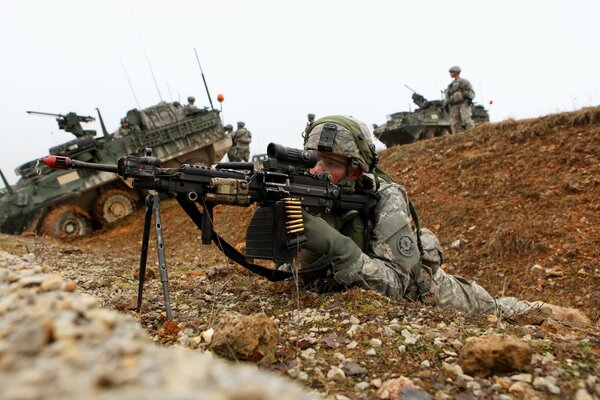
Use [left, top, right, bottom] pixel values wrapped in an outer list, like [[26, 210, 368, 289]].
[[237, 149, 250, 162], [449, 102, 474, 133], [330, 255, 535, 316]]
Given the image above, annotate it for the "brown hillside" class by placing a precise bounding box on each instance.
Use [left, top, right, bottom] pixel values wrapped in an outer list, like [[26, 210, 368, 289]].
[[68, 106, 600, 319], [378, 107, 600, 319]]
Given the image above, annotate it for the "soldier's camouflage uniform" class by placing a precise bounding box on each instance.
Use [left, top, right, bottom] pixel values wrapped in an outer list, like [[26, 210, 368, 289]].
[[228, 127, 252, 162], [298, 117, 534, 316], [445, 77, 475, 133]]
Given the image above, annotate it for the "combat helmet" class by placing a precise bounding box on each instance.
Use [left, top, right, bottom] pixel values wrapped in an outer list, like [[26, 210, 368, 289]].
[[449, 65, 461, 73], [188, 96, 195, 102], [304, 115, 378, 173], [237, 121, 245, 128]]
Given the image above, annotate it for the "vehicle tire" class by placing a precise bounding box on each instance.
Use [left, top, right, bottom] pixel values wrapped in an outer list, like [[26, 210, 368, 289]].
[[437, 128, 451, 137], [419, 128, 435, 141], [42, 205, 92, 237], [94, 189, 137, 227]]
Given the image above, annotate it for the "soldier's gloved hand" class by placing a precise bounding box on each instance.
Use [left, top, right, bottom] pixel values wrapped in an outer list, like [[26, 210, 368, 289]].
[[301, 211, 362, 272]]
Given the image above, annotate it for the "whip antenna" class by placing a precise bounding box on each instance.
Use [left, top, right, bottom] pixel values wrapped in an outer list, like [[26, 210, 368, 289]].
[[194, 48, 214, 110], [112, 35, 141, 109], [133, 14, 163, 102]]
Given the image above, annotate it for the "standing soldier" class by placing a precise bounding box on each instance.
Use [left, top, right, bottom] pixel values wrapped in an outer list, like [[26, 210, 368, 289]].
[[303, 113, 316, 145], [228, 121, 252, 162], [444, 66, 475, 133]]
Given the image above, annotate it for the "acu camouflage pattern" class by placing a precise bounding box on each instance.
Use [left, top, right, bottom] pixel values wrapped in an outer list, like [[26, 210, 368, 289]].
[[228, 125, 252, 162], [305, 116, 375, 172], [445, 77, 476, 133], [303, 176, 535, 315]]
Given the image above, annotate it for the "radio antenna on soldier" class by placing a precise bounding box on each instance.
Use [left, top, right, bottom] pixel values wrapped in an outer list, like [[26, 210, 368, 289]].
[[132, 14, 163, 102], [194, 48, 214, 110], [112, 35, 141, 109]]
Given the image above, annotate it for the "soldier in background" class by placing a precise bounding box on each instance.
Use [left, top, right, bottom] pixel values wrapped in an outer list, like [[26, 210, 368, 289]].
[[113, 118, 140, 138], [184, 96, 200, 114], [228, 121, 252, 162], [444, 66, 475, 133], [302, 113, 316, 145]]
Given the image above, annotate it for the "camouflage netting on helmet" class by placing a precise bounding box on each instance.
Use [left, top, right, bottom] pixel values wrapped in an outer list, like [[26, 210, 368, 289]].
[[305, 115, 377, 172]]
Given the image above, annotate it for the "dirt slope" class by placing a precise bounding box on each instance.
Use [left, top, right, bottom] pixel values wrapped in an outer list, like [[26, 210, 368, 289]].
[[80, 107, 600, 320], [75, 106, 600, 319], [2, 106, 599, 399], [377, 107, 600, 320]]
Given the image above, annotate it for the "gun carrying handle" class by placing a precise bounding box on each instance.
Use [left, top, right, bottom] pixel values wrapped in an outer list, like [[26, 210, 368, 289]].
[[201, 203, 214, 244]]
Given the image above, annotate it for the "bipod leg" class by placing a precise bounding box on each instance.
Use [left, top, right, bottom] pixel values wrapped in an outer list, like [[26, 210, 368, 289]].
[[151, 193, 173, 320], [136, 195, 154, 313]]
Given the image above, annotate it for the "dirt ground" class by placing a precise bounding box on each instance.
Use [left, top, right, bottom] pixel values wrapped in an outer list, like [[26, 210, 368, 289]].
[[2, 106, 599, 398], [69, 106, 600, 319]]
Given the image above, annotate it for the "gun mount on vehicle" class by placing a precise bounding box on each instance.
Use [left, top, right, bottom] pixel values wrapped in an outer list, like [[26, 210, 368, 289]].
[[373, 86, 490, 147], [0, 102, 232, 238]]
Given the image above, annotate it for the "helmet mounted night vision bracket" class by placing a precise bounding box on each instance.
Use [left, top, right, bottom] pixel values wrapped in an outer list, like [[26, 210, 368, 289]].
[[318, 123, 338, 153]]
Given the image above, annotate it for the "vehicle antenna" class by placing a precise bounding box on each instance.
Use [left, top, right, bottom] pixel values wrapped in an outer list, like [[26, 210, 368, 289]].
[[194, 48, 214, 110], [132, 14, 163, 102], [166, 82, 174, 102], [111, 35, 141, 109]]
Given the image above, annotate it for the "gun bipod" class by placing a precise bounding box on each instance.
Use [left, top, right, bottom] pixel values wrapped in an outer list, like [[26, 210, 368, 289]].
[[136, 193, 173, 320]]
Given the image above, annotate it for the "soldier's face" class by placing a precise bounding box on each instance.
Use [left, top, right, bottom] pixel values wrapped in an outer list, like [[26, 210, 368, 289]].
[[311, 152, 361, 184]]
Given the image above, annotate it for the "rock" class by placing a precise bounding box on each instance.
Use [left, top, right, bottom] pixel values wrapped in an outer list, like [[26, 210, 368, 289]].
[[458, 335, 532, 377], [342, 361, 367, 376], [326, 366, 345, 381], [531, 302, 592, 328], [533, 376, 561, 395], [376, 376, 420, 399], [574, 388, 594, 400], [201, 328, 214, 344], [510, 373, 532, 383], [209, 312, 279, 364], [0, 251, 317, 400]]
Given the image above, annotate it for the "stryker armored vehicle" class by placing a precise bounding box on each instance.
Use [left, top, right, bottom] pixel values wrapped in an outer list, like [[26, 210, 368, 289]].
[[0, 103, 231, 237], [373, 87, 490, 147]]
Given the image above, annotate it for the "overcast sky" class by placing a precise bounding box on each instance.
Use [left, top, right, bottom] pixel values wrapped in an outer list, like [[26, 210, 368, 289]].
[[1, 0, 598, 184]]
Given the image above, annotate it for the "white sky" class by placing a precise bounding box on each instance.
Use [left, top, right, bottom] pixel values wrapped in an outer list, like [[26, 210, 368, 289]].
[[1, 0, 599, 184]]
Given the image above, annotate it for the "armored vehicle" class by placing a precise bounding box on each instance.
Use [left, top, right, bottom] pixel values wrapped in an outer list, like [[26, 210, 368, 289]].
[[373, 89, 489, 147], [0, 103, 231, 237]]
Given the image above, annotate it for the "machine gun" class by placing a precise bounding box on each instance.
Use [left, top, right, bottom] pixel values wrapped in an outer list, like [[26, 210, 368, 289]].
[[404, 85, 428, 109], [27, 111, 96, 138], [42, 143, 375, 319]]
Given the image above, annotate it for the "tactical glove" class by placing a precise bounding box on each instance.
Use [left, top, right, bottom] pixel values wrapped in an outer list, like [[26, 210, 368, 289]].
[[302, 212, 362, 271]]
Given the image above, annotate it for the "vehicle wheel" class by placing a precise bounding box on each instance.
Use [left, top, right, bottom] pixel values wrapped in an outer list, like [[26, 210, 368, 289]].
[[94, 189, 137, 227], [419, 128, 435, 140], [42, 205, 92, 237], [437, 128, 451, 137]]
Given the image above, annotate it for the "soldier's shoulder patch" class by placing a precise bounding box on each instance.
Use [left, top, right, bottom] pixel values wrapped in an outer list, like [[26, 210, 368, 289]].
[[397, 235, 415, 257]]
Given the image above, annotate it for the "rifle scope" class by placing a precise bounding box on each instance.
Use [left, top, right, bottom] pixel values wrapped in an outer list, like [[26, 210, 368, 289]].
[[267, 143, 318, 168]]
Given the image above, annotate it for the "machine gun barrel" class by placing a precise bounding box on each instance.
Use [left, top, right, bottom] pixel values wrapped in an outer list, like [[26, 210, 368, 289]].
[[41, 155, 118, 174], [27, 110, 64, 118], [404, 84, 417, 94]]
